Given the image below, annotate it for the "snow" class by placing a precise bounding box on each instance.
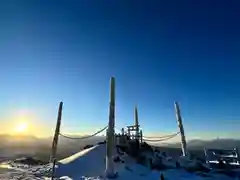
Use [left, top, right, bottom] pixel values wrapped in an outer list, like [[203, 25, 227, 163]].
[[208, 160, 240, 165], [56, 145, 108, 178], [0, 144, 240, 180]]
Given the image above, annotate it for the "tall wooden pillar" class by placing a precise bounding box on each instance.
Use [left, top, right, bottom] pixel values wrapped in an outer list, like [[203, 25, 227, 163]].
[[50, 101, 63, 163], [105, 77, 116, 178], [50, 102, 63, 180], [174, 102, 187, 156]]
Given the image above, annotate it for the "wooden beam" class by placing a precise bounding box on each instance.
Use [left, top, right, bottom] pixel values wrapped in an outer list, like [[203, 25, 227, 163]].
[[134, 106, 139, 140], [50, 101, 63, 180], [174, 102, 187, 156], [105, 77, 116, 178]]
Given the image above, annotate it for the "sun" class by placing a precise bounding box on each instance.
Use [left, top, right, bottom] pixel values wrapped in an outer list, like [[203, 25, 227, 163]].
[[14, 123, 28, 133]]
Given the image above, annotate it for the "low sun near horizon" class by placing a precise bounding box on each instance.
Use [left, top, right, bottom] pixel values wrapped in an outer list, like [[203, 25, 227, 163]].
[[14, 122, 28, 134]]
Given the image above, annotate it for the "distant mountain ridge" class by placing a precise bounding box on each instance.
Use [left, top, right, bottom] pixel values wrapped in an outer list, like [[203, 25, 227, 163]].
[[162, 138, 240, 150], [0, 134, 106, 160], [1, 134, 239, 150]]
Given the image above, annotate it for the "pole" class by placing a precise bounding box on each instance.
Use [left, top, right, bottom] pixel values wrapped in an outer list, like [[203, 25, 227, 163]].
[[140, 130, 143, 143], [50, 101, 63, 180], [121, 128, 124, 136], [105, 77, 116, 178], [204, 148, 208, 163], [235, 147, 240, 164], [174, 102, 187, 156], [134, 106, 139, 140]]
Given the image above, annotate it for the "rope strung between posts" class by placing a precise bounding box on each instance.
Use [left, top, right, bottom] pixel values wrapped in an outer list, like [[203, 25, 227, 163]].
[[143, 132, 180, 142], [143, 131, 180, 139], [59, 126, 108, 140]]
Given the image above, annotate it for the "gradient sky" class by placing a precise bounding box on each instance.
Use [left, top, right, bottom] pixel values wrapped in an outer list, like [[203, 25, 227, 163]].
[[0, 0, 240, 140]]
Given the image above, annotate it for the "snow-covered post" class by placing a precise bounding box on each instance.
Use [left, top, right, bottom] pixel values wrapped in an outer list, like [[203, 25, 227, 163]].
[[105, 77, 116, 178], [234, 147, 239, 158], [134, 105, 139, 140], [50, 101, 63, 180], [204, 148, 209, 164], [140, 130, 143, 143], [174, 102, 187, 156]]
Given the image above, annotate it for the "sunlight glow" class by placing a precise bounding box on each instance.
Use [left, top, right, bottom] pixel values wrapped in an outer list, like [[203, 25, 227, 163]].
[[14, 123, 28, 133]]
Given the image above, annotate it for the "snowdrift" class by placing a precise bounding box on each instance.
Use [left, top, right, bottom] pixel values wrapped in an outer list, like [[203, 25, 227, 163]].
[[55, 144, 112, 178]]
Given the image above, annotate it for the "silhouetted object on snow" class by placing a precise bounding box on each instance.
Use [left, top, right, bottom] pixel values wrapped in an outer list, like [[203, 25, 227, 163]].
[[176, 161, 180, 168], [13, 157, 45, 166], [83, 144, 94, 150], [98, 141, 106, 145], [218, 159, 225, 169], [160, 173, 165, 180]]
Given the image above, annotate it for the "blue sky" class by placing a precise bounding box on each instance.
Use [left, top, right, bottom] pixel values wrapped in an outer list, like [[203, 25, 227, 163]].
[[0, 0, 240, 140]]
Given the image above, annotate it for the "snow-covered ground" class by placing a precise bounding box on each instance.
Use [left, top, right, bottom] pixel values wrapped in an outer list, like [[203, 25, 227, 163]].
[[0, 144, 239, 180]]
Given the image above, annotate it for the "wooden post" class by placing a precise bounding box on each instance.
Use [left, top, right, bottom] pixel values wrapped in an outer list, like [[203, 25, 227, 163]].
[[134, 106, 139, 140], [121, 128, 124, 136], [127, 128, 130, 136], [174, 102, 187, 156], [50, 101, 63, 180], [204, 148, 208, 164], [140, 130, 143, 143], [105, 77, 116, 178], [50, 101, 63, 162]]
